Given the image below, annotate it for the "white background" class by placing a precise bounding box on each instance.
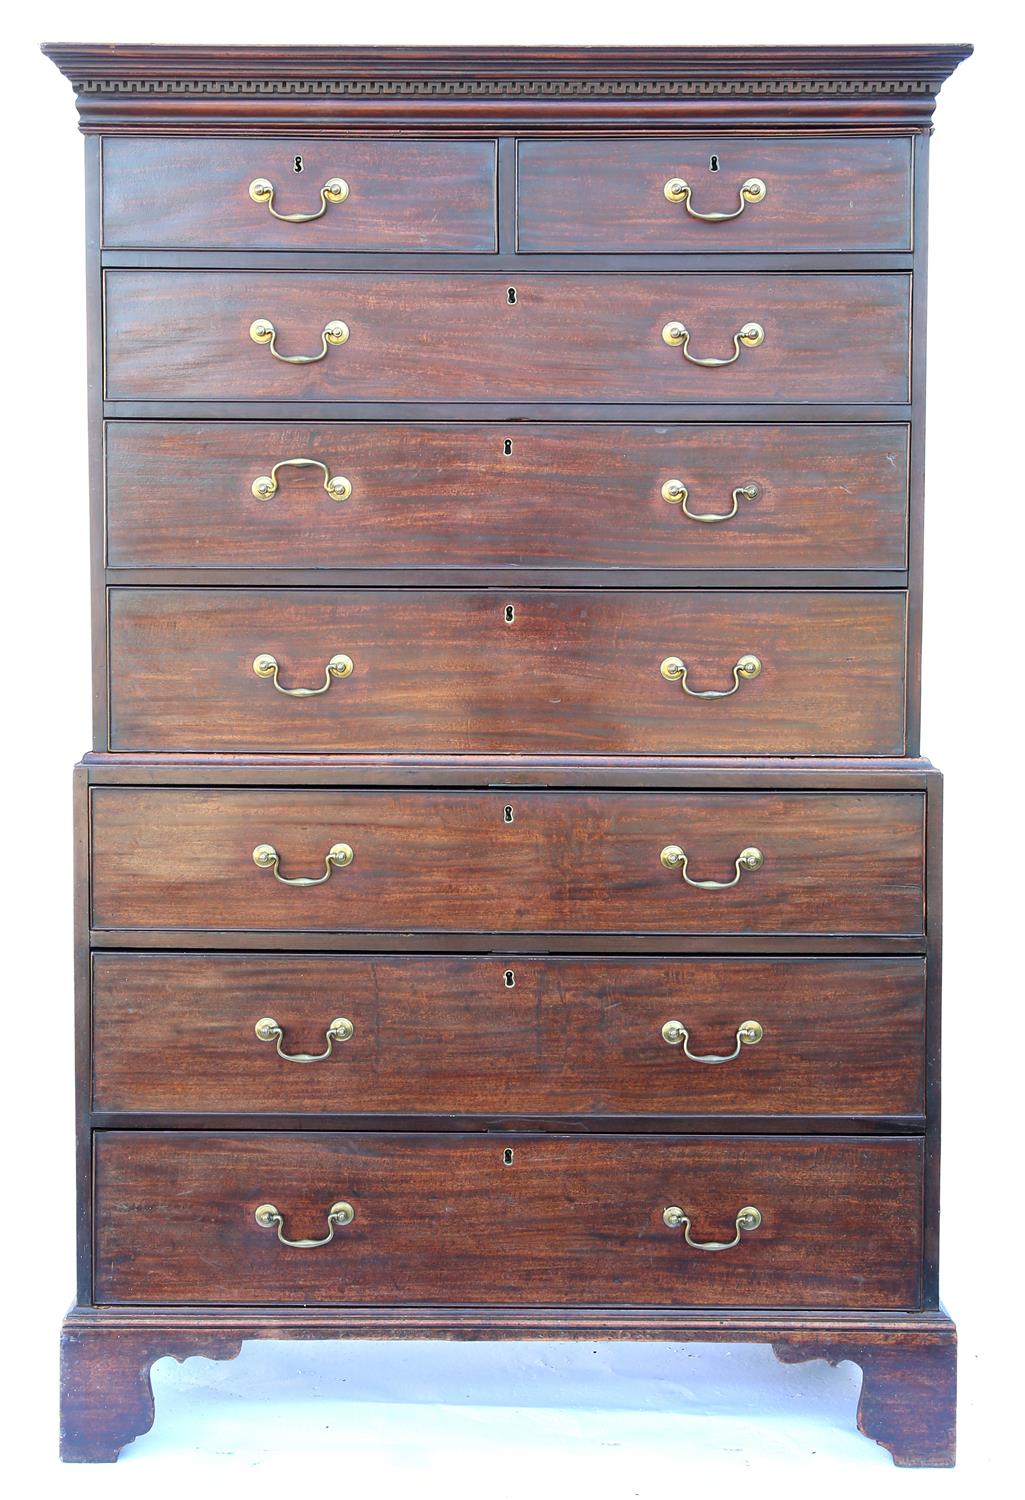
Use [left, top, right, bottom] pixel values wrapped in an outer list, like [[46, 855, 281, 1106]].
[[2, 2, 1023, 1494]]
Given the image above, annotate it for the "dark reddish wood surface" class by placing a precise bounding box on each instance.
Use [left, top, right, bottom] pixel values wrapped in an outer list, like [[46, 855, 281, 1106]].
[[92, 1131, 923, 1308], [44, 44, 974, 137], [104, 420, 910, 572], [517, 137, 912, 252], [60, 1320, 243, 1462], [774, 1332, 956, 1466], [107, 588, 907, 756], [103, 271, 912, 403], [89, 787, 926, 936], [90, 953, 926, 1117], [58, 1303, 957, 1466], [102, 137, 497, 251]]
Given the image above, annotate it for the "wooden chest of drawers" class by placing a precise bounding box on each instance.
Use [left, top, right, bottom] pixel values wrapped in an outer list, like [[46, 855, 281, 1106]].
[[47, 42, 970, 1466]]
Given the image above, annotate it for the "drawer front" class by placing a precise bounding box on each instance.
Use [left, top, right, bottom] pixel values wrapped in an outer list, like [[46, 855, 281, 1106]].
[[517, 137, 913, 252], [93, 1131, 924, 1308], [105, 421, 910, 573], [102, 138, 497, 251], [91, 954, 927, 1118], [107, 588, 907, 756], [104, 272, 911, 404], [89, 789, 925, 936]]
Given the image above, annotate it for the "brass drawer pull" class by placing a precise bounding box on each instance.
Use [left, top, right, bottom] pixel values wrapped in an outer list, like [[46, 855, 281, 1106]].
[[662, 480, 758, 523], [254, 1200, 355, 1248], [663, 175, 766, 221], [253, 652, 353, 696], [252, 458, 352, 503], [252, 841, 354, 885], [660, 844, 764, 888], [662, 1204, 762, 1251], [254, 1015, 354, 1062], [248, 176, 349, 222], [662, 320, 764, 366], [660, 654, 761, 697], [249, 317, 349, 364], [661, 1018, 764, 1060]]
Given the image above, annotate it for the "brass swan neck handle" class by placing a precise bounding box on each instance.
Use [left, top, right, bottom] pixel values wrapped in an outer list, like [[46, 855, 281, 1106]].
[[660, 654, 761, 698], [252, 842, 354, 886], [663, 175, 766, 221], [248, 176, 349, 222], [662, 1204, 762, 1251], [254, 1015, 354, 1062], [661, 320, 764, 367], [660, 844, 764, 890], [254, 1200, 355, 1248]]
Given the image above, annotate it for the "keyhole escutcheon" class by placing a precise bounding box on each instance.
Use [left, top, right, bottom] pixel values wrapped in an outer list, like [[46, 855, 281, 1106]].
[[293, 154, 304, 173]]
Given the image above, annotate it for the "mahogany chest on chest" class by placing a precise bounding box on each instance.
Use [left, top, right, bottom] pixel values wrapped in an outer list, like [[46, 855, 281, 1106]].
[[45, 42, 970, 1465]]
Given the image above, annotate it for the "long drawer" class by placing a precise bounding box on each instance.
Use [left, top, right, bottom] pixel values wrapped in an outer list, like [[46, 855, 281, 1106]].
[[102, 137, 498, 251], [107, 588, 907, 756], [516, 137, 913, 252], [91, 953, 927, 1117], [92, 1131, 924, 1308], [104, 421, 910, 573], [89, 789, 926, 936], [103, 272, 912, 403]]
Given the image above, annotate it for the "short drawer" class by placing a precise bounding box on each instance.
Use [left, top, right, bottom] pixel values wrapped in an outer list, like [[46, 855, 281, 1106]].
[[104, 421, 910, 573], [91, 954, 927, 1118], [517, 137, 913, 252], [107, 587, 907, 756], [102, 137, 497, 251], [89, 789, 926, 937], [103, 271, 912, 404], [92, 1131, 924, 1308]]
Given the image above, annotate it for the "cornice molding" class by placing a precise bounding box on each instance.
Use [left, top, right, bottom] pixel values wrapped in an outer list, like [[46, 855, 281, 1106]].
[[42, 44, 973, 134], [43, 43, 973, 96]]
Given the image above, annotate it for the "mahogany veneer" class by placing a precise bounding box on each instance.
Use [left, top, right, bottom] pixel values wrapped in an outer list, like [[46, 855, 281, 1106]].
[[47, 42, 968, 1467], [104, 269, 912, 404]]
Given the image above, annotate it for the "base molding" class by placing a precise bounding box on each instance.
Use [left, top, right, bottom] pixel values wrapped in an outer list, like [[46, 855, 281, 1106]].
[[60, 1304, 956, 1466]]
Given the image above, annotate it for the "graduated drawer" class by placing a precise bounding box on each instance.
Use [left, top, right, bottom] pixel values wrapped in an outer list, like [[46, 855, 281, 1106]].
[[103, 271, 911, 404], [92, 1131, 924, 1308], [105, 421, 910, 573], [107, 587, 907, 756], [91, 954, 927, 1118], [102, 138, 497, 251], [517, 137, 913, 252], [89, 789, 926, 937]]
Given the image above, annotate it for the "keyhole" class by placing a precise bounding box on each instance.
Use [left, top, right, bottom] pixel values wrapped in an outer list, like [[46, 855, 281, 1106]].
[[709, 154, 720, 172], [506, 286, 517, 305], [504, 604, 515, 624], [503, 969, 516, 988], [503, 439, 513, 456], [293, 155, 304, 174], [502, 1148, 515, 1166], [503, 805, 515, 824]]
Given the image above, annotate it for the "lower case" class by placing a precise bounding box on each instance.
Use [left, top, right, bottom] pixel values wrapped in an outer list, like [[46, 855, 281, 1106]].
[[59, 1304, 957, 1467]]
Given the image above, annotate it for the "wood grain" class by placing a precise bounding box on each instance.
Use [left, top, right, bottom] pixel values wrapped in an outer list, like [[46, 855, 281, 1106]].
[[89, 787, 926, 936], [92, 1131, 924, 1308], [104, 420, 910, 572], [107, 588, 907, 756], [58, 1302, 957, 1466], [103, 271, 912, 403], [517, 137, 912, 252], [102, 137, 497, 251], [90, 953, 926, 1117]]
